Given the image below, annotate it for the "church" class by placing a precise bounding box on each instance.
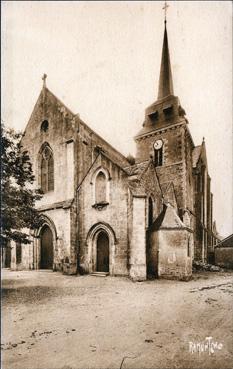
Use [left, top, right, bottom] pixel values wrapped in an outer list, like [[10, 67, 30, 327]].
[[9, 19, 219, 281]]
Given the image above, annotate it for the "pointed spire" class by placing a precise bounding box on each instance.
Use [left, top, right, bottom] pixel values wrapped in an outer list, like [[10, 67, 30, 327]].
[[157, 22, 174, 100]]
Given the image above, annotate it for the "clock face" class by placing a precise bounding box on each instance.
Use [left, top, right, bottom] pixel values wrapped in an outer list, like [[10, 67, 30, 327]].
[[154, 139, 163, 150]]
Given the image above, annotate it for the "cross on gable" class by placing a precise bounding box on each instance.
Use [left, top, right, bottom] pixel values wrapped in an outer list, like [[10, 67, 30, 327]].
[[42, 73, 47, 87]]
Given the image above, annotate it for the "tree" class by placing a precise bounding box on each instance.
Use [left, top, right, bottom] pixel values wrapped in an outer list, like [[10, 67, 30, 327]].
[[1, 124, 43, 246]]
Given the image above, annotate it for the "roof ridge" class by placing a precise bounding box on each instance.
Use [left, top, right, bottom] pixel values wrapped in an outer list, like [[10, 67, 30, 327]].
[[45, 87, 75, 116], [45, 87, 129, 165], [216, 233, 233, 245]]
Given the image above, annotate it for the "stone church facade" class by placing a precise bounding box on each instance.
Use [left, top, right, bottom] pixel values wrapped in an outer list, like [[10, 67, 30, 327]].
[[9, 22, 219, 280]]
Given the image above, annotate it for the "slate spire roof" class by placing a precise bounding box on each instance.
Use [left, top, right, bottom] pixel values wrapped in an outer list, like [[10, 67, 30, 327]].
[[157, 22, 174, 100]]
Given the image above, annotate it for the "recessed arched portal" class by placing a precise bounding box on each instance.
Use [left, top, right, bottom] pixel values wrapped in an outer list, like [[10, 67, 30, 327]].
[[40, 225, 53, 269], [96, 231, 109, 272], [86, 222, 116, 275]]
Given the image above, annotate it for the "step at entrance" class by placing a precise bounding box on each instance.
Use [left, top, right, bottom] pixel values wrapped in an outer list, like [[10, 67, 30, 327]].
[[90, 272, 109, 277]]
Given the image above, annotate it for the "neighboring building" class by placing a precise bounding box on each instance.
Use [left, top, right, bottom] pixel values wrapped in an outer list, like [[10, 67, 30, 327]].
[[215, 234, 233, 269], [208, 220, 221, 263], [1, 243, 11, 268], [9, 20, 219, 280]]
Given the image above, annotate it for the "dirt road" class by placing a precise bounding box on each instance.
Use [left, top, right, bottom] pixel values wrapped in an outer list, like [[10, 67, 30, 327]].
[[2, 269, 233, 369]]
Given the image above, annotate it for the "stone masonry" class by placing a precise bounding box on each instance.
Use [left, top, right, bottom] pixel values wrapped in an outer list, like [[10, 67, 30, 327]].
[[9, 21, 219, 281]]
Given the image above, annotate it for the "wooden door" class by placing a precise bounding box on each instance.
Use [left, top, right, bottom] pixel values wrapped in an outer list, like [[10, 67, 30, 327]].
[[40, 225, 53, 269], [96, 232, 109, 272]]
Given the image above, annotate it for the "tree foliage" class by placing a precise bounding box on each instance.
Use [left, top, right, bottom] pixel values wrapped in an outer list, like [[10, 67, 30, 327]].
[[1, 124, 43, 246]]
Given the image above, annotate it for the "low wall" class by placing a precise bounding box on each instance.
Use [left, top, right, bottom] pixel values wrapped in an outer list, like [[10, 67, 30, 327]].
[[157, 229, 193, 280], [215, 247, 233, 269]]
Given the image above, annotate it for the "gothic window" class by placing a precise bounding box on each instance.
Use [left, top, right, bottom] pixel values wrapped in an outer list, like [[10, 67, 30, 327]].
[[153, 140, 163, 167], [40, 145, 54, 193], [95, 171, 107, 204], [41, 157, 47, 192], [154, 147, 163, 167], [48, 154, 54, 191], [148, 197, 153, 227]]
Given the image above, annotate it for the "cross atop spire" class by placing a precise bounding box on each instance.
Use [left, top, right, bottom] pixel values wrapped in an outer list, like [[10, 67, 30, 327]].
[[42, 73, 47, 88], [157, 19, 174, 100], [162, 1, 169, 24]]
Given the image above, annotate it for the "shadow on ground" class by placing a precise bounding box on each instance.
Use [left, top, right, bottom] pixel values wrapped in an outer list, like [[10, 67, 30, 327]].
[[2, 286, 67, 305]]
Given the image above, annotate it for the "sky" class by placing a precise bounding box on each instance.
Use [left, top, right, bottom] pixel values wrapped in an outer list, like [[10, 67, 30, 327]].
[[2, 1, 232, 237]]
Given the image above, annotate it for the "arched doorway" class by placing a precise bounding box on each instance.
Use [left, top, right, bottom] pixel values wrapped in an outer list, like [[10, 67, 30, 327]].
[[86, 222, 116, 275], [40, 225, 53, 269], [96, 231, 109, 272]]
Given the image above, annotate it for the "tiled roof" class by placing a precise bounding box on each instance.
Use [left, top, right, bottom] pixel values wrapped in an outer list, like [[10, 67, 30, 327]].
[[128, 182, 147, 197], [150, 203, 185, 231], [160, 181, 173, 195], [215, 234, 233, 248], [124, 161, 149, 176], [126, 160, 152, 197]]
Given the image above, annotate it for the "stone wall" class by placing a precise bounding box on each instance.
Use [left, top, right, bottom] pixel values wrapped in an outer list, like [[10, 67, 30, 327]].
[[147, 202, 193, 280], [129, 196, 147, 281], [135, 124, 187, 212], [21, 88, 76, 208], [139, 164, 163, 222], [10, 206, 73, 272], [76, 120, 129, 185], [77, 154, 129, 276], [10, 240, 34, 271], [41, 208, 72, 270], [135, 123, 184, 165], [1, 244, 11, 268], [215, 247, 233, 269], [157, 229, 193, 280], [184, 127, 195, 214]]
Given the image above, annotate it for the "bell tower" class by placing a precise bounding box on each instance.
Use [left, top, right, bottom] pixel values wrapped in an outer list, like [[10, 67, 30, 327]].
[[134, 14, 194, 216], [135, 18, 187, 164]]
